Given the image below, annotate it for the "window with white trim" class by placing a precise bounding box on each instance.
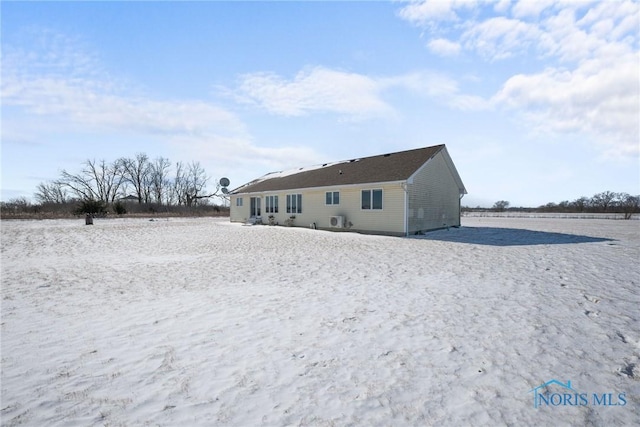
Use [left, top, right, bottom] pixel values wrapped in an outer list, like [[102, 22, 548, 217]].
[[361, 189, 383, 210], [235, 197, 243, 207], [325, 191, 340, 205], [286, 194, 302, 214], [265, 195, 278, 213]]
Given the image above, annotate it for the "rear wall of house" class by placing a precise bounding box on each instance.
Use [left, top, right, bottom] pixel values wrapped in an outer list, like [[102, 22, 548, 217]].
[[230, 183, 406, 236], [407, 151, 461, 233], [300, 183, 405, 235]]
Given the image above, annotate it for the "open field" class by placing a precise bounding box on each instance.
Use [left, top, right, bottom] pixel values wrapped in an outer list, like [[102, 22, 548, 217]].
[[1, 217, 639, 426], [463, 212, 638, 220]]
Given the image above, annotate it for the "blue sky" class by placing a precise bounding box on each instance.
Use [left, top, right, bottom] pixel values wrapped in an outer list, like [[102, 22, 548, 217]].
[[2, 0, 638, 207]]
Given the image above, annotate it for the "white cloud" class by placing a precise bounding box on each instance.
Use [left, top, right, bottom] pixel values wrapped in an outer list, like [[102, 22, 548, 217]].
[[229, 66, 488, 120], [397, 0, 467, 25], [461, 16, 543, 60], [231, 67, 393, 120], [493, 0, 511, 14], [577, 0, 640, 42], [168, 132, 321, 177], [396, 0, 640, 158], [511, 0, 557, 18], [493, 51, 639, 157], [398, 0, 639, 65], [2, 75, 245, 137], [427, 38, 461, 56], [0, 28, 328, 188], [1, 32, 245, 138], [383, 71, 488, 110], [538, 7, 609, 63]]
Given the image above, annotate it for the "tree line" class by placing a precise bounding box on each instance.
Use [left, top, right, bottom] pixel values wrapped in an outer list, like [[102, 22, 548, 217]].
[[474, 191, 639, 219], [535, 191, 639, 217], [35, 153, 223, 207]]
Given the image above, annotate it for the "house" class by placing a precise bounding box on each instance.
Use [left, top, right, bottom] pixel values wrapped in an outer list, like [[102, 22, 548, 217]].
[[229, 144, 466, 236], [119, 195, 139, 203]]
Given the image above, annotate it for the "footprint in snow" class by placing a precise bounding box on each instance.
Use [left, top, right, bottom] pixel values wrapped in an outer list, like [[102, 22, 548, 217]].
[[616, 331, 628, 344], [584, 294, 600, 304], [619, 362, 637, 379]]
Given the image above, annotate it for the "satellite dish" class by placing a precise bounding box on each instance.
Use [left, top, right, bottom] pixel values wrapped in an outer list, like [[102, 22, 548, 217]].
[[220, 177, 230, 187], [221, 187, 229, 194]]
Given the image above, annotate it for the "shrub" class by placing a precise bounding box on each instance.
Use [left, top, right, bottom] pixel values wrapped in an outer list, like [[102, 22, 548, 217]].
[[113, 201, 127, 215], [74, 199, 108, 216]]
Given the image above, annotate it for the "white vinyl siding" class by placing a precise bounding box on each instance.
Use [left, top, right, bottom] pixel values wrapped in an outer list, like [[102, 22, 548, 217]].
[[230, 195, 249, 222], [302, 184, 404, 234], [229, 183, 403, 234], [407, 150, 462, 233]]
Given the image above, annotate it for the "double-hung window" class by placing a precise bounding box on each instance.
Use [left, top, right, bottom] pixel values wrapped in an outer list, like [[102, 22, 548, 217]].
[[286, 194, 302, 214], [361, 189, 383, 210], [235, 197, 243, 207], [325, 191, 340, 205], [265, 195, 278, 213]]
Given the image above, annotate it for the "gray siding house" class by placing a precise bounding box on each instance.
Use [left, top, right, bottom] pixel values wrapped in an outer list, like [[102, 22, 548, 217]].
[[230, 144, 466, 236]]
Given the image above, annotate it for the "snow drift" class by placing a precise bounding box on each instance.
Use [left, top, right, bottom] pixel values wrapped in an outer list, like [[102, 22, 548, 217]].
[[1, 217, 638, 425]]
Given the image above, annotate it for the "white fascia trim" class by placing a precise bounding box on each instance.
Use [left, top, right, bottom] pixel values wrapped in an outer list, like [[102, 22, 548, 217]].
[[440, 147, 467, 195]]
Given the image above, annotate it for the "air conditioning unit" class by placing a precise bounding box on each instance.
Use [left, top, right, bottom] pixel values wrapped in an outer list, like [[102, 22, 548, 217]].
[[330, 216, 344, 228]]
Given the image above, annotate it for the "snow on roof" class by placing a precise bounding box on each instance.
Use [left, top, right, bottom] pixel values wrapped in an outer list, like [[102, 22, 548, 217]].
[[231, 159, 351, 193]]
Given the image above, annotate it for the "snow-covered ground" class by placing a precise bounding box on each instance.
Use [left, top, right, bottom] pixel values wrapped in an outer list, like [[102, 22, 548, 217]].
[[463, 212, 638, 220], [1, 217, 638, 426]]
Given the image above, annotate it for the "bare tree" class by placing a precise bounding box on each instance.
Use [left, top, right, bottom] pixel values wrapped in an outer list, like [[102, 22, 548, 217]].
[[35, 181, 69, 204], [149, 157, 171, 204], [58, 168, 99, 201], [571, 196, 589, 212], [618, 193, 640, 219], [590, 191, 617, 212], [120, 153, 150, 203], [492, 200, 510, 212], [170, 161, 187, 206], [31, 153, 223, 211], [57, 159, 123, 203], [184, 161, 209, 206], [88, 159, 124, 203], [168, 161, 221, 207]]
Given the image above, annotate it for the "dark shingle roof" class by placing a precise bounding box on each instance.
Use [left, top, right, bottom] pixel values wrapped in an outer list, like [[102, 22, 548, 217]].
[[232, 144, 445, 194]]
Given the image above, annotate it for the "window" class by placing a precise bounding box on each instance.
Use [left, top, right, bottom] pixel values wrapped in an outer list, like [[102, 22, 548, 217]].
[[361, 189, 383, 210], [235, 197, 243, 207], [372, 189, 383, 210], [286, 194, 302, 214], [325, 191, 340, 205], [265, 195, 278, 213]]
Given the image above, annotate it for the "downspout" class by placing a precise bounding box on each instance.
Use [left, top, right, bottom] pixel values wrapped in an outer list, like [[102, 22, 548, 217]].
[[402, 182, 409, 236], [459, 192, 464, 226]]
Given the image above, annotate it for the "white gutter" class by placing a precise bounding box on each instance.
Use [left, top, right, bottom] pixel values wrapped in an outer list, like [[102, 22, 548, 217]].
[[402, 182, 409, 236], [232, 179, 407, 196]]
